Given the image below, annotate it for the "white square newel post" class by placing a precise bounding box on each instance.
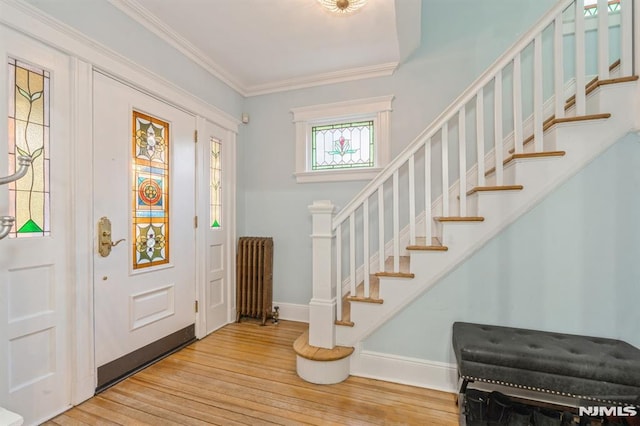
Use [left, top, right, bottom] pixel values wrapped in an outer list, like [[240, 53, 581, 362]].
[[294, 200, 353, 384], [308, 200, 336, 348]]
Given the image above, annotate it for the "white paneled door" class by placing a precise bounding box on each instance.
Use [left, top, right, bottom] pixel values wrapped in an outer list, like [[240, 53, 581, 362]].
[[198, 119, 231, 334], [0, 28, 72, 424], [93, 72, 197, 387]]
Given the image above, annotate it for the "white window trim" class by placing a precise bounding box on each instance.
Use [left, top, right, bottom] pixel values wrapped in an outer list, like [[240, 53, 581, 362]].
[[291, 95, 394, 183]]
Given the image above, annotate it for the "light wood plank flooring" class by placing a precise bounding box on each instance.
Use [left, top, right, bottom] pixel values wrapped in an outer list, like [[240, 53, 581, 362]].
[[46, 320, 458, 425]]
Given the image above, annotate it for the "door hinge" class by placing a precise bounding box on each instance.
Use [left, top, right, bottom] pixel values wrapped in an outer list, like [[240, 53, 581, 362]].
[[194, 129, 198, 143], [195, 300, 199, 313], [194, 215, 198, 228]]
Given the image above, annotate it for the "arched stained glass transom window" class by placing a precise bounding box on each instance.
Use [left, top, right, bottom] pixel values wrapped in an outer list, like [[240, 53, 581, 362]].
[[7, 58, 50, 238], [210, 137, 222, 228], [132, 110, 170, 269]]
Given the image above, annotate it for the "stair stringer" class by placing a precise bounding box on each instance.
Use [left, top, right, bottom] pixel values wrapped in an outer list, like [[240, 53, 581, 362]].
[[336, 79, 639, 348]]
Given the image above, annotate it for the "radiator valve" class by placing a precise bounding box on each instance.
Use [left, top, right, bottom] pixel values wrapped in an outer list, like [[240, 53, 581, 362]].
[[272, 306, 280, 325]]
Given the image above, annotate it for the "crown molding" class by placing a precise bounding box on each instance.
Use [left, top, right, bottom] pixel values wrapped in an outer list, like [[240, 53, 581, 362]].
[[245, 62, 398, 97], [10, 0, 399, 98], [107, 0, 247, 96], [107, 0, 398, 97], [1, 0, 241, 131]]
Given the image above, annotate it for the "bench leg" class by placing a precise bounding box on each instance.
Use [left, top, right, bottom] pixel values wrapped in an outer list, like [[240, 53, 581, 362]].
[[457, 378, 471, 426]]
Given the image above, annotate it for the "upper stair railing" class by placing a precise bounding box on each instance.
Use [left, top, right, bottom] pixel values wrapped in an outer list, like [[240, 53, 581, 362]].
[[308, 0, 634, 347]]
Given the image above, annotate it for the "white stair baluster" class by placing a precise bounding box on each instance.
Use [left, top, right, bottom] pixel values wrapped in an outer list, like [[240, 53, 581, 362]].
[[363, 198, 370, 299], [534, 34, 544, 152], [442, 123, 450, 217], [513, 54, 524, 154], [393, 169, 400, 273], [597, 0, 609, 80], [476, 90, 485, 186], [424, 139, 433, 243], [335, 224, 342, 321], [620, 0, 633, 76], [554, 15, 565, 119], [458, 107, 467, 216], [409, 155, 416, 246], [349, 213, 356, 297], [494, 70, 504, 185], [378, 185, 385, 271], [575, 0, 587, 116]]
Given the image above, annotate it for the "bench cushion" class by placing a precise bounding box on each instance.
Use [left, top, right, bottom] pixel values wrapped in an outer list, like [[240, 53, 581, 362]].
[[452, 322, 640, 405]]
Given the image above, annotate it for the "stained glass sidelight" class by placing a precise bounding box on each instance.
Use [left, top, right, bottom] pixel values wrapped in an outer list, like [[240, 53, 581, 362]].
[[132, 111, 170, 269], [210, 137, 222, 228], [311, 120, 374, 170], [7, 58, 50, 238]]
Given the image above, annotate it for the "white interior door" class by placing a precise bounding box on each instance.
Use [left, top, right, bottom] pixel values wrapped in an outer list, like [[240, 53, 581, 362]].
[[93, 72, 197, 389], [0, 28, 72, 424], [199, 119, 231, 335]]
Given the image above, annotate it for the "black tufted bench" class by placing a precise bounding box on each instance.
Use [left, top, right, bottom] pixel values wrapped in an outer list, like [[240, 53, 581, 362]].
[[452, 322, 640, 407]]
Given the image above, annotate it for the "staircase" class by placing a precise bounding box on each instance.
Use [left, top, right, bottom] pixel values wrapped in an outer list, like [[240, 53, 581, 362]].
[[295, 0, 640, 386]]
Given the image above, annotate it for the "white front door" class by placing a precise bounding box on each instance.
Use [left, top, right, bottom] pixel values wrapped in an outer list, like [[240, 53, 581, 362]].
[[198, 119, 231, 334], [0, 28, 72, 424], [93, 72, 197, 389]]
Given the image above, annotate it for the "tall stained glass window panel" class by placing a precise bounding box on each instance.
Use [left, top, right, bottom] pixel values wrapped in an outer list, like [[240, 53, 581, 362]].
[[7, 58, 50, 238], [132, 111, 170, 269], [210, 137, 222, 228], [311, 120, 374, 170]]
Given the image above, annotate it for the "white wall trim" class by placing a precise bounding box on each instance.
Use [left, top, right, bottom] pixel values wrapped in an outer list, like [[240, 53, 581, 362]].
[[350, 348, 458, 394], [274, 302, 309, 323], [70, 58, 96, 405]]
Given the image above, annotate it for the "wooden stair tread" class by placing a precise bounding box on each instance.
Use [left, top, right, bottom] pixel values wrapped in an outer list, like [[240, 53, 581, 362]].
[[566, 75, 638, 109], [375, 256, 414, 278], [466, 185, 523, 196], [346, 276, 383, 303], [408, 236, 448, 251], [512, 113, 611, 155], [485, 151, 566, 176], [347, 296, 384, 303], [293, 331, 354, 361], [492, 71, 634, 168], [336, 295, 354, 327], [434, 216, 484, 222]]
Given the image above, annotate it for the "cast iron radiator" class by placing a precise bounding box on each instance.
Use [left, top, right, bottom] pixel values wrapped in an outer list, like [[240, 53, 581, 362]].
[[236, 237, 273, 325]]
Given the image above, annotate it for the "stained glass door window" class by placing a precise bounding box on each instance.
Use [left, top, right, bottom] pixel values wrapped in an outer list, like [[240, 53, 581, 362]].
[[7, 58, 50, 238], [210, 137, 221, 228], [311, 120, 374, 170], [132, 111, 170, 269]]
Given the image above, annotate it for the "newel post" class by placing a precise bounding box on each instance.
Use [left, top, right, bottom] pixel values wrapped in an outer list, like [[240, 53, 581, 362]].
[[308, 200, 336, 349]]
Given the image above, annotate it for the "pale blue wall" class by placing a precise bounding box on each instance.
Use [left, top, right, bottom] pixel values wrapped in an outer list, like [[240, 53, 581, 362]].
[[22, 0, 244, 118], [241, 0, 556, 304], [364, 133, 640, 361]]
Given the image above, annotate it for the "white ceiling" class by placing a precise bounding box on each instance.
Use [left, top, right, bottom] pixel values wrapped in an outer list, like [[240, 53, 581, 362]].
[[108, 0, 421, 96]]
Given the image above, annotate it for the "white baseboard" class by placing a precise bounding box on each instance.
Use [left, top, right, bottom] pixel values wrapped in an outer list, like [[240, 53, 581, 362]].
[[273, 302, 309, 323], [350, 349, 458, 394]]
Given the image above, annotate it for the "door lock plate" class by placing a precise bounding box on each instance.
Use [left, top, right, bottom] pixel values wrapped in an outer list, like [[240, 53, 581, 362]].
[[98, 216, 125, 257]]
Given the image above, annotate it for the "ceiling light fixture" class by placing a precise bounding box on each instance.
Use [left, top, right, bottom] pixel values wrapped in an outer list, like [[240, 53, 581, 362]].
[[318, 0, 367, 14]]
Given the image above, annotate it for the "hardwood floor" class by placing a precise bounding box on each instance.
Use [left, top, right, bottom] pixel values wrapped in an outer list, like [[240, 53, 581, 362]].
[[46, 320, 458, 425]]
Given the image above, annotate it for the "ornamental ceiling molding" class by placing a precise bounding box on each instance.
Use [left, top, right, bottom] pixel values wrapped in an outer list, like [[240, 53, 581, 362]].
[[107, 0, 397, 97]]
